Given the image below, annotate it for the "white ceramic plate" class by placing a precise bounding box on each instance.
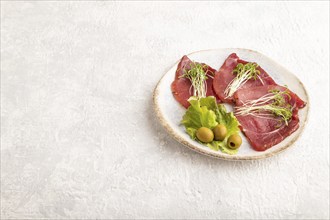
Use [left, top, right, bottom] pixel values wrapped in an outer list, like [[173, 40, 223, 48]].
[[153, 48, 309, 160]]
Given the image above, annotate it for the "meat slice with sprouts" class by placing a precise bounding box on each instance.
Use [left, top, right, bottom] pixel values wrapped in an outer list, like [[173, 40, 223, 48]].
[[233, 85, 306, 151], [171, 55, 220, 108], [213, 53, 277, 104]]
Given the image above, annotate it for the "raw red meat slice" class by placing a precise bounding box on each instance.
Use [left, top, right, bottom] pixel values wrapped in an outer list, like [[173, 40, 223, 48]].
[[171, 55, 218, 108], [213, 53, 277, 104], [233, 85, 304, 151], [233, 85, 306, 110]]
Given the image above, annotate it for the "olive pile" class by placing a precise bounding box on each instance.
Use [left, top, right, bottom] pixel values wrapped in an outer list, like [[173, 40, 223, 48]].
[[196, 125, 242, 150]]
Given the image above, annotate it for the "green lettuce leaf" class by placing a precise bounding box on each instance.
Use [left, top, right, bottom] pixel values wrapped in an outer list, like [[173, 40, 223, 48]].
[[181, 97, 218, 138], [181, 96, 241, 155], [215, 104, 240, 138]]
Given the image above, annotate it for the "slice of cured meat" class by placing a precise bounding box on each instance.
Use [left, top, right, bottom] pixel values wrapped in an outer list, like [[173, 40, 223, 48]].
[[213, 53, 277, 104], [171, 55, 218, 108], [233, 85, 305, 151]]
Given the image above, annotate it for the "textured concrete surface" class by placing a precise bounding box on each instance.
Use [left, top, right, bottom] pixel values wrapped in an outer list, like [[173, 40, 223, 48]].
[[1, 1, 329, 219]]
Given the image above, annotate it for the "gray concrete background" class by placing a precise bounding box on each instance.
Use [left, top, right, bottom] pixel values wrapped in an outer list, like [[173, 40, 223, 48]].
[[1, 1, 329, 219]]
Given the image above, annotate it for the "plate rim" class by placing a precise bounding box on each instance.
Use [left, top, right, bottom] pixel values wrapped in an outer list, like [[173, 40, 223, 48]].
[[153, 48, 310, 161]]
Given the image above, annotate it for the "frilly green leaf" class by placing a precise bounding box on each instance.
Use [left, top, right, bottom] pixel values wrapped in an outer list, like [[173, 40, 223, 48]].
[[181, 96, 241, 155]]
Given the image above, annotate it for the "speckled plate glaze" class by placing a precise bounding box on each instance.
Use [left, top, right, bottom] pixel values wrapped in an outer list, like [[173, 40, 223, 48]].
[[153, 49, 309, 160]]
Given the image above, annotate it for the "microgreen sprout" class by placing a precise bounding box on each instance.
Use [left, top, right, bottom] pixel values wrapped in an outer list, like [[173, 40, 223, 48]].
[[235, 89, 293, 126], [179, 62, 212, 98], [224, 62, 263, 98]]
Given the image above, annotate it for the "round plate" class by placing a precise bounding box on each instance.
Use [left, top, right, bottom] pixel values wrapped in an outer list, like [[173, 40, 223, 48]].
[[153, 48, 309, 160]]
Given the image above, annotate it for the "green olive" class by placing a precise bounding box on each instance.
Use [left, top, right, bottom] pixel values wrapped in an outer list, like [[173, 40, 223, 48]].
[[213, 124, 227, 141], [227, 134, 242, 149], [196, 127, 214, 143]]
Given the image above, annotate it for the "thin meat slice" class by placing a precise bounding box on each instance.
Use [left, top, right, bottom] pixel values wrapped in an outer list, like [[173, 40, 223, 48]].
[[233, 85, 304, 151], [171, 55, 218, 108], [233, 81, 306, 109], [233, 85, 306, 110], [239, 110, 300, 151], [213, 53, 277, 104]]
